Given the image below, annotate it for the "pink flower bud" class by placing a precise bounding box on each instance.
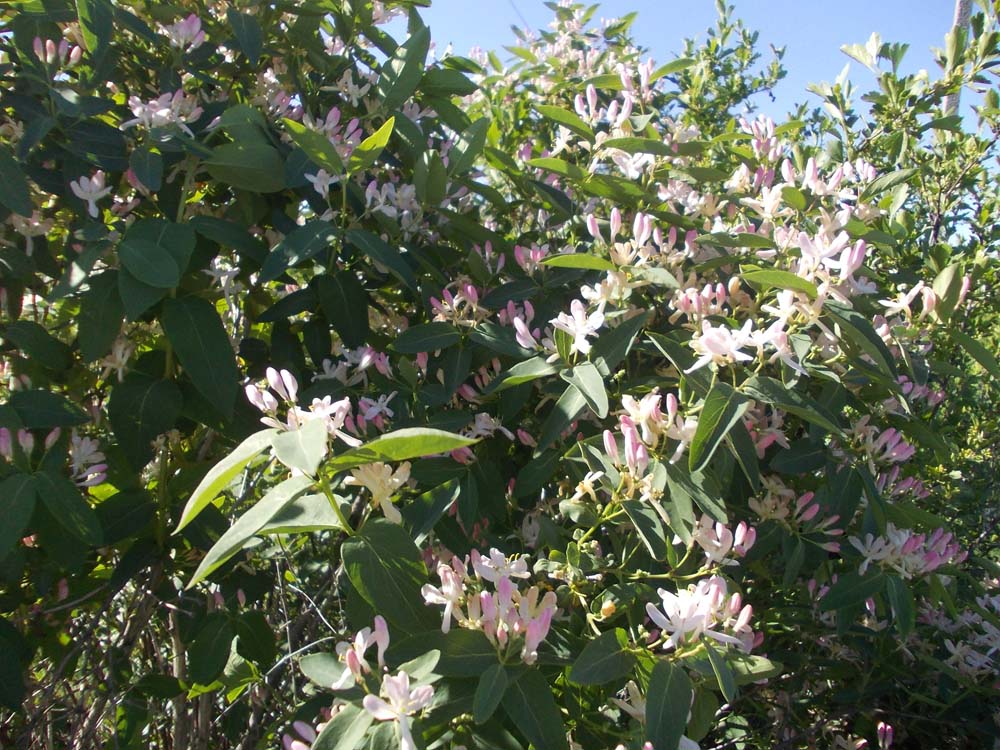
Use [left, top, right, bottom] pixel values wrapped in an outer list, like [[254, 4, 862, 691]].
[[603, 429, 620, 466], [17, 429, 34, 455], [609, 207, 621, 240], [586, 214, 602, 241]]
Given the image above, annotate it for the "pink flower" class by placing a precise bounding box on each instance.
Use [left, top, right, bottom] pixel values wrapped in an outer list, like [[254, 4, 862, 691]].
[[363, 671, 435, 750], [550, 300, 604, 356], [70, 171, 112, 218]]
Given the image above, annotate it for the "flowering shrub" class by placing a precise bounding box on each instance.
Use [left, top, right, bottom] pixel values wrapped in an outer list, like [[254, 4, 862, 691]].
[[1, 1, 999, 748]]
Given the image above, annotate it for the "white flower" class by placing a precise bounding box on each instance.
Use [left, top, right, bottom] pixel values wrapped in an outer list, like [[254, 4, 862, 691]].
[[100, 337, 134, 382], [362, 671, 435, 750], [471, 548, 531, 583], [344, 461, 411, 524], [163, 14, 206, 52], [550, 299, 604, 355], [120, 91, 203, 135], [305, 169, 340, 199], [645, 576, 754, 651], [686, 319, 754, 373], [70, 171, 112, 218]]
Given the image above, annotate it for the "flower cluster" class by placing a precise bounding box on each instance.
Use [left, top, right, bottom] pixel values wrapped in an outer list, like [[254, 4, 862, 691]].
[[849, 523, 967, 579], [421, 548, 558, 664], [646, 575, 757, 652], [245, 367, 359, 447]]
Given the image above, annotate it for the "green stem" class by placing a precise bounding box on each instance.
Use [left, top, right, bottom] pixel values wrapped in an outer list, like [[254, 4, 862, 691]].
[[318, 473, 353, 535]]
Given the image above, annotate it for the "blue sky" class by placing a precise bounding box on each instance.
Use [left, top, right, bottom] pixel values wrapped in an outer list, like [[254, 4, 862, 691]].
[[388, 0, 960, 120]]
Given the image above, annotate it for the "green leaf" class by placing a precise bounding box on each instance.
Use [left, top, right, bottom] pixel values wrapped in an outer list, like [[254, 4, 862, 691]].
[[818, 571, 886, 611], [299, 652, 344, 688], [449, 118, 490, 175], [261, 221, 337, 282], [4, 321, 72, 370], [0, 145, 33, 217], [118, 237, 180, 289], [188, 613, 235, 685], [129, 146, 163, 192], [535, 104, 594, 142], [621, 500, 668, 560], [118, 268, 167, 321], [227, 9, 262, 65], [161, 297, 240, 418], [94, 489, 155, 544], [345, 229, 418, 293], [781, 185, 806, 211], [728, 653, 782, 685], [0, 621, 27, 710], [188, 475, 312, 587], [235, 610, 276, 665], [107, 376, 183, 469], [697, 232, 776, 249], [473, 663, 508, 724], [119, 218, 195, 288], [740, 267, 818, 299], [663, 463, 719, 532], [651, 57, 696, 79], [725, 421, 760, 489], [782, 536, 805, 586], [502, 668, 568, 750], [271, 419, 328, 476], [328, 428, 477, 473], [953, 330, 1000, 381], [931, 262, 963, 324], [421, 67, 478, 97], [376, 27, 431, 112], [414, 150, 447, 206], [526, 157, 587, 180], [703, 640, 736, 703], [175, 429, 277, 532], [601, 137, 675, 157], [34, 471, 102, 545], [259, 493, 344, 534], [78, 271, 124, 362], [540, 253, 615, 271], [10, 390, 88, 429], [341, 519, 432, 628], [486, 357, 558, 393], [741, 375, 844, 436], [860, 168, 918, 201], [569, 628, 635, 685], [645, 659, 692, 750], [538, 384, 587, 451], [348, 117, 395, 175], [825, 302, 898, 380], [392, 322, 461, 354], [66, 120, 127, 171], [391, 629, 498, 677], [312, 703, 374, 750], [689, 382, 750, 473], [283, 119, 343, 174], [206, 142, 286, 193], [468, 322, 530, 358], [885, 574, 915, 637], [314, 272, 369, 348], [770, 441, 826, 475], [560, 362, 608, 418], [591, 311, 650, 373], [76, 0, 113, 57], [0, 475, 36, 559]]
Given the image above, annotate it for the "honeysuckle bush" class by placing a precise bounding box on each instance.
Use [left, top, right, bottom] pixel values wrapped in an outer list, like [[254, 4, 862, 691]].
[[1, 1, 999, 748]]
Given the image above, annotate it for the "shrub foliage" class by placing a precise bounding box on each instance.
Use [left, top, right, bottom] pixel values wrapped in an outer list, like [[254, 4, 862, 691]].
[[0, 1, 999, 748]]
